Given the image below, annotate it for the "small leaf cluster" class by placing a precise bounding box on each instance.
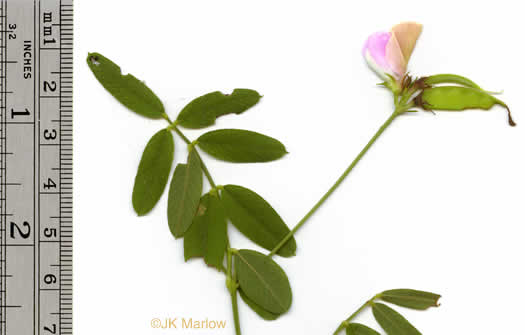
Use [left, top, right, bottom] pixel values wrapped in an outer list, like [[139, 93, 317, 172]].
[[87, 52, 296, 324], [336, 289, 441, 335]]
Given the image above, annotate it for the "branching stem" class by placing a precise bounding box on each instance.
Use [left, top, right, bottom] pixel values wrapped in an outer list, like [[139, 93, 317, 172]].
[[164, 115, 216, 188]]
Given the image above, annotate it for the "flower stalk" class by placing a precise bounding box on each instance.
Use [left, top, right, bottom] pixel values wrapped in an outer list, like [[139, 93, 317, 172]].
[[269, 110, 400, 256]]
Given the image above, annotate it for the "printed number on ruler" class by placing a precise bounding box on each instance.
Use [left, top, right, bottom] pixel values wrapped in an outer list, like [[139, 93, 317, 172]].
[[0, 1, 72, 335]]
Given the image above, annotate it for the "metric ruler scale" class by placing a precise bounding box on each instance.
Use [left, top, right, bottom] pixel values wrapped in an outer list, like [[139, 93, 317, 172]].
[[0, 1, 72, 335]]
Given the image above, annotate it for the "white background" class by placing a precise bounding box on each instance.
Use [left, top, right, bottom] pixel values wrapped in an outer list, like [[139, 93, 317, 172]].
[[75, 1, 524, 334]]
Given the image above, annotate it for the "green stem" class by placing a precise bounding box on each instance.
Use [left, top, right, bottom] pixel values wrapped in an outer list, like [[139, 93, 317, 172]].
[[164, 115, 217, 188], [230, 285, 241, 335], [164, 113, 238, 332], [195, 151, 217, 189], [227, 248, 242, 335], [333, 295, 378, 335], [171, 125, 192, 144], [268, 111, 399, 256]]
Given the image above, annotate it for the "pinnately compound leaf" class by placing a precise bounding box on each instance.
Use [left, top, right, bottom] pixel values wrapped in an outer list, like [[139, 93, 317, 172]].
[[132, 129, 174, 216], [379, 289, 441, 310], [234, 249, 292, 314], [238, 289, 280, 321], [176, 89, 262, 129], [197, 129, 287, 163], [167, 149, 203, 238], [221, 185, 296, 257], [183, 193, 228, 270], [346, 323, 381, 335], [372, 303, 421, 335], [87, 52, 165, 119]]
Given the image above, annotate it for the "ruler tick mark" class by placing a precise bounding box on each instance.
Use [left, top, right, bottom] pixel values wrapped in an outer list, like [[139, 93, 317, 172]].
[[0, 1, 73, 333]]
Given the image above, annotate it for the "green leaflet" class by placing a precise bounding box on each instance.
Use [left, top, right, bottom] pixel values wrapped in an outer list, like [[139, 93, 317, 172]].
[[346, 323, 381, 335], [204, 194, 228, 269], [167, 149, 203, 238], [335, 290, 441, 335], [379, 289, 441, 310], [372, 303, 421, 335], [183, 193, 228, 270], [234, 249, 292, 314], [238, 289, 280, 321], [197, 129, 287, 163], [183, 196, 208, 259], [132, 129, 174, 216], [86, 52, 165, 119], [221, 185, 296, 257], [176, 89, 262, 129]]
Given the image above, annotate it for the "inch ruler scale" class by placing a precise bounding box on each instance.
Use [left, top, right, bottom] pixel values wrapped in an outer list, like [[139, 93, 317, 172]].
[[0, 1, 72, 334]]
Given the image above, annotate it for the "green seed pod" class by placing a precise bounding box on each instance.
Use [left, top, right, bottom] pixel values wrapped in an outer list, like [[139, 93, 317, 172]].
[[422, 74, 501, 95], [416, 86, 516, 126], [423, 74, 483, 90]]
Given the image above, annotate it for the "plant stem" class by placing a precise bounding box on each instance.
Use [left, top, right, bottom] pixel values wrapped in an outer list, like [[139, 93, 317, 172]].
[[333, 295, 378, 335], [227, 248, 242, 335], [230, 284, 241, 335], [164, 116, 217, 188], [164, 114, 242, 333], [171, 124, 192, 144], [268, 111, 399, 256], [195, 150, 217, 189]]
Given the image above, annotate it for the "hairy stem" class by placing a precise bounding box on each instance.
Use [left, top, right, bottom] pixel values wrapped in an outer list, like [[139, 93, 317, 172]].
[[268, 111, 399, 256]]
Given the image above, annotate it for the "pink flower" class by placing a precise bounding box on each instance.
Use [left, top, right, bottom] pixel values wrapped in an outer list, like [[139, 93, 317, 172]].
[[363, 22, 423, 81]]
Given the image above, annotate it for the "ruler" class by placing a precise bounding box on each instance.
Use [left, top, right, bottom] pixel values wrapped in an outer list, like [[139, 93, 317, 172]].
[[0, 0, 72, 334]]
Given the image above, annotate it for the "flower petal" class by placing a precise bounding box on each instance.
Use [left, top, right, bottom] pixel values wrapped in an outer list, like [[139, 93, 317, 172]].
[[391, 22, 422, 63], [385, 33, 406, 77], [363, 32, 395, 79], [363, 32, 391, 70], [364, 49, 388, 80]]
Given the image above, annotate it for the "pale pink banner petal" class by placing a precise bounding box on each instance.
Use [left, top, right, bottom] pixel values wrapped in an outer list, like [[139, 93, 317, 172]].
[[391, 22, 423, 63], [385, 34, 406, 78]]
